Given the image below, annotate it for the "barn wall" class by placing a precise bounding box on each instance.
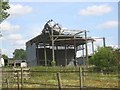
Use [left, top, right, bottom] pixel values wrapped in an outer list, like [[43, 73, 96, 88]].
[[26, 43, 37, 66]]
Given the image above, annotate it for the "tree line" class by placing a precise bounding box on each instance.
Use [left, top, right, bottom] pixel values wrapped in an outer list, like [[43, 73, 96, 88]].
[[2, 49, 26, 60]]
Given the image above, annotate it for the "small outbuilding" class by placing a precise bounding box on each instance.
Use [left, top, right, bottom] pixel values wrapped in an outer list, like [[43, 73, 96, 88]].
[[8, 60, 27, 67]]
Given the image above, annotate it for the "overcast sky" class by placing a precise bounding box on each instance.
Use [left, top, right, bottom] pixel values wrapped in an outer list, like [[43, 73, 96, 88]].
[[0, 1, 118, 58]]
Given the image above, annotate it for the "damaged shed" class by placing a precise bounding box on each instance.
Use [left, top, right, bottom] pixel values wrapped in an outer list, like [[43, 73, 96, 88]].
[[26, 20, 94, 66]]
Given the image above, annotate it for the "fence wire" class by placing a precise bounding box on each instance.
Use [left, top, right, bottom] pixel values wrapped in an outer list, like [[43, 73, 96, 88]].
[[1, 67, 119, 89]]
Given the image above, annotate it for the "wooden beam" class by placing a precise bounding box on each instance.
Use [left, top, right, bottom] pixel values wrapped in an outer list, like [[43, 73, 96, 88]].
[[65, 45, 67, 66], [85, 31, 88, 65], [92, 41, 94, 54], [103, 37, 106, 47], [44, 42, 47, 66], [55, 38, 86, 41]]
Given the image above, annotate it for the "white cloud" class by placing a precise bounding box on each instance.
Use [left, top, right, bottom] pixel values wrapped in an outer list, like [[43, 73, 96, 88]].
[[27, 26, 42, 39], [7, 34, 23, 41], [4, 33, 26, 46], [79, 5, 112, 16], [0, 21, 20, 32], [0, 21, 26, 57], [15, 40, 27, 46], [2, 48, 14, 58], [6, 34, 27, 47], [96, 20, 118, 29], [2, 34, 27, 57], [7, 4, 32, 17]]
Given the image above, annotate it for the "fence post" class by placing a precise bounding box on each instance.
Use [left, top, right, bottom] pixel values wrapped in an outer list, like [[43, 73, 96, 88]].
[[83, 67, 85, 86], [56, 72, 62, 90], [17, 71, 20, 90], [79, 67, 83, 89], [6, 79, 9, 89], [21, 68, 23, 88]]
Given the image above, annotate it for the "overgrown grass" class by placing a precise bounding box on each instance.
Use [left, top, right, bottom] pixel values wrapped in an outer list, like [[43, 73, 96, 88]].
[[30, 66, 79, 71], [2, 66, 119, 89]]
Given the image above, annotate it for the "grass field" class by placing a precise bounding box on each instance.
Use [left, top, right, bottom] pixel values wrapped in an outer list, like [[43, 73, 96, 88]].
[[2, 66, 119, 89]]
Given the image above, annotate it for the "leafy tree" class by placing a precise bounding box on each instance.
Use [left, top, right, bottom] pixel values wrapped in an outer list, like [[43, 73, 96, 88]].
[[13, 49, 26, 60], [2, 54, 8, 59], [89, 47, 118, 72], [0, 0, 10, 23], [111, 48, 120, 74], [114, 48, 120, 66]]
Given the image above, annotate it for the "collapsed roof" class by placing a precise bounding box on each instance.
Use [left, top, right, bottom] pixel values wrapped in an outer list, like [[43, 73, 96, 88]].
[[26, 20, 94, 46]]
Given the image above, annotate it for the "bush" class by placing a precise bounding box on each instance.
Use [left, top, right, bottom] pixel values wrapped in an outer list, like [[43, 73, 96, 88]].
[[89, 47, 118, 73]]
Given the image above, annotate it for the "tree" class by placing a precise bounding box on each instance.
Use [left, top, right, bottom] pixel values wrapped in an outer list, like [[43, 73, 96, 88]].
[[114, 48, 120, 64], [0, 0, 10, 23], [2, 54, 8, 59], [89, 47, 118, 72], [13, 49, 26, 60]]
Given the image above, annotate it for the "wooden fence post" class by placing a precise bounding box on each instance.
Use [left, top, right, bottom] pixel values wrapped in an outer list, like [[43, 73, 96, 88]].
[[21, 68, 23, 88], [79, 67, 83, 89], [6, 79, 9, 89], [17, 71, 20, 90], [56, 72, 62, 90], [83, 67, 86, 86]]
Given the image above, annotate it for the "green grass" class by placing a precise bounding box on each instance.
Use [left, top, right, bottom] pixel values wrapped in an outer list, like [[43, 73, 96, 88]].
[[30, 66, 79, 71], [2, 66, 119, 88]]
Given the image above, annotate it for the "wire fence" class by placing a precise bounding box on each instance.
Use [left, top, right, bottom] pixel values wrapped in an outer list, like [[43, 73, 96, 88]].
[[1, 67, 119, 90]]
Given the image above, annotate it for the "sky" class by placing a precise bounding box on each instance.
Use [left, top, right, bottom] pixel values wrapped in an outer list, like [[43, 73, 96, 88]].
[[0, 0, 118, 58]]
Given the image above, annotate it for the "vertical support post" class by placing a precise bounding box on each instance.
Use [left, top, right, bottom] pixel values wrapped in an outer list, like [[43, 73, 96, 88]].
[[103, 37, 106, 47], [51, 28, 55, 65], [65, 45, 67, 66], [56, 46, 58, 66], [74, 36, 77, 66], [36, 44, 39, 66], [82, 45, 85, 66], [57, 72, 62, 90], [44, 42, 47, 66], [85, 31, 88, 65], [92, 41, 94, 54], [21, 68, 23, 88], [17, 71, 19, 90], [79, 67, 83, 89]]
